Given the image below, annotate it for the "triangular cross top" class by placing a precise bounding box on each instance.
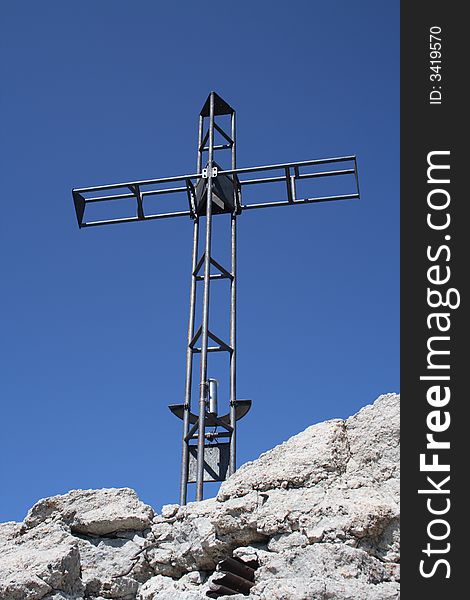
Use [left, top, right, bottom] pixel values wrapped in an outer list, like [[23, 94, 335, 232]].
[[72, 92, 360, 504]]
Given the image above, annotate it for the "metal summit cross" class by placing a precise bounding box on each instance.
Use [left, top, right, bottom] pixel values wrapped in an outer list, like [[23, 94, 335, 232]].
[[72, 92, 360, 504]]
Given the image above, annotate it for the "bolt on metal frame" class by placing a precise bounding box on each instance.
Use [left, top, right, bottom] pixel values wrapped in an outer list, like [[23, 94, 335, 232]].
[[72, 92, 360, 504]]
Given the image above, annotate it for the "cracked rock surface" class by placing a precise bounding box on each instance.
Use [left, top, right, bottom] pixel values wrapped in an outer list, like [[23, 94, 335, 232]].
[[0, 393, 399, 600]]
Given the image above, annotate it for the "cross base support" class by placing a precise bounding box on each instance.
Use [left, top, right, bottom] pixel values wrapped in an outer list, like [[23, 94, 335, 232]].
[[169, 399, 251, 495]]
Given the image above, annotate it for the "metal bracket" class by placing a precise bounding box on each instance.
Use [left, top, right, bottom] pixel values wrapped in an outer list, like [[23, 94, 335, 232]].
[[203, 166, 218, 179]]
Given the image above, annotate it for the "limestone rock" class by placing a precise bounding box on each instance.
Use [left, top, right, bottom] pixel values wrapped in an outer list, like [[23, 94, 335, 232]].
[[0, 393, 400, 600], [77, 533, 150, 599], [24, 488, 154, 536], [138, 573, 209, 600], [217, 418, 350, 500], [0, 523, 83, 600]]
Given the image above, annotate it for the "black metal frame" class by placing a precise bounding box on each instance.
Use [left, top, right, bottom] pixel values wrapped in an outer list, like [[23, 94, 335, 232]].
[[72, 92, 360, 504], [73, 157, 359, 228]]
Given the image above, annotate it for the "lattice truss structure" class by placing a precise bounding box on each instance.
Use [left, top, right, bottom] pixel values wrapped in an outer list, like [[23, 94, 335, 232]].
[[72, 92, 360, 504]]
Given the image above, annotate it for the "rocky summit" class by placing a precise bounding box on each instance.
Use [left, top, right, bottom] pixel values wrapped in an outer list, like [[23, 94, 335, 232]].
[[0, 393, 400, 600]]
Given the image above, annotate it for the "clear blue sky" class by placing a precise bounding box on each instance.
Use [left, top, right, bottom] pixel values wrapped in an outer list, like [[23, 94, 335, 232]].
[[0, 1, 399, 521]]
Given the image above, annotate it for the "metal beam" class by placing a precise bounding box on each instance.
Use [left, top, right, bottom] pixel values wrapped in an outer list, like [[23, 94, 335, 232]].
[[241, 192, 359, 211], [180, 218, 199, 505], [220, 155, 356, 176], [196, 91, 216, 501]]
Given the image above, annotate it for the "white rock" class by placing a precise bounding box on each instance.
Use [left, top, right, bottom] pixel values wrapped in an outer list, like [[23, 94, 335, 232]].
[[345, 393, 400, 494], [0, 524, 83, 600], [138, 574, 206, 600], [24, 488, 154, 536], [218, 418, 350, 500], [267, 531, 308, 552], [160, 504, 179, 519], [0, 394, 400, 600], [43, 595, 84, 600], [77, 534, 148, 598]]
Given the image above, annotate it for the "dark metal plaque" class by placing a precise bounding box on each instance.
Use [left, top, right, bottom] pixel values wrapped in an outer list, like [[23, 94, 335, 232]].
[[188, 443, 230, 483]]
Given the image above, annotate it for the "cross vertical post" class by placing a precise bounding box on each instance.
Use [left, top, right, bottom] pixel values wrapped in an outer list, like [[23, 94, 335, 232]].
[[71, 91, 360, 506], [229, 109, 237, 477], [180, 217, 198, 505], [180, 93, 241, 502], [179, 111, 205, 505], [196, 92, 215, 501], [229, 213, 237, 476]]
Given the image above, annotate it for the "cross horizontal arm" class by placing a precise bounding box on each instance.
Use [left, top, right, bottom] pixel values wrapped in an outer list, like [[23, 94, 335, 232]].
[[73, 171, 202, 228], [226, 155, 360, 211], [241, 193, 359, 211], [77, 210, 192, 228], [74, 171, 202, 194], [219, 155, 357, 176], [239, 169, 355, 186], [72, 155, 359, 227]]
